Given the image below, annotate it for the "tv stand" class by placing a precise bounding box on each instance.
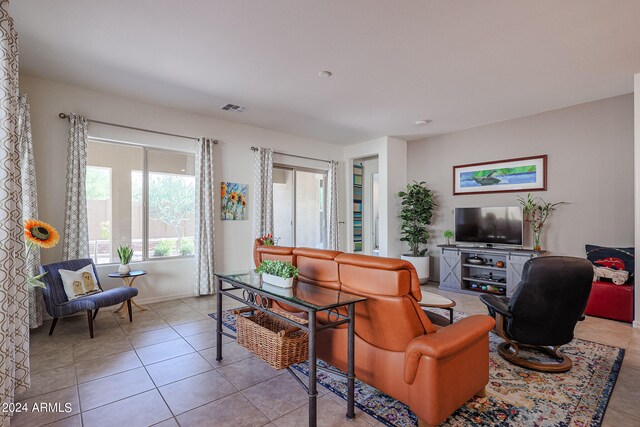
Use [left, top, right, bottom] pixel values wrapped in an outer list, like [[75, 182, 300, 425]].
[[437, 245, 544, 297]]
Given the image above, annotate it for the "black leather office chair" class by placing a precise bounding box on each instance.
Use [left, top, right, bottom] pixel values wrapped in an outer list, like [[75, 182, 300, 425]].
[[480, 256, 593, 372]]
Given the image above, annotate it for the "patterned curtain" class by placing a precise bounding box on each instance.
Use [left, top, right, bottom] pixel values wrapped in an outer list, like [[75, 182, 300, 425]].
[[253, 147, 273, 239], [17, 94, 43, 328], [62, 113, 90, 260], [0, 1, 31, 422], [194, 137, 216, 295], [326, 160, 339, 250]]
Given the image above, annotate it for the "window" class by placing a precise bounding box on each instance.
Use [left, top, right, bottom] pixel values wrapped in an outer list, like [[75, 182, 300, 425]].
[[273, 165, 326, 248], [86, 140, 195, 264]]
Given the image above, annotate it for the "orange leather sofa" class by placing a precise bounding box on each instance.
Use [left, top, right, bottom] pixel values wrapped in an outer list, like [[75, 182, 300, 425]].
[[254, 241, 495, 426]]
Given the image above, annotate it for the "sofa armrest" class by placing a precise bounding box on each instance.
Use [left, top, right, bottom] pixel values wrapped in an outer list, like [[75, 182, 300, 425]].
[[479, 294, 512, 319], [404, 315, 495, 384]]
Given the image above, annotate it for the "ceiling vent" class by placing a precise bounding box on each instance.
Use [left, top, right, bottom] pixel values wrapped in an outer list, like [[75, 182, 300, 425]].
[[221, 103, 247, 113]]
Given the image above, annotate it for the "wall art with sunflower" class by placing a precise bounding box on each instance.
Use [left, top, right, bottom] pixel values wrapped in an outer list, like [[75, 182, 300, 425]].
[[24, 219, 60, 288], [221, 182, 247, 220]]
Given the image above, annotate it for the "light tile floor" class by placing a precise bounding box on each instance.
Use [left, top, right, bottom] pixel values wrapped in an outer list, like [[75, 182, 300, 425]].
[[13, 285, 640, 427]]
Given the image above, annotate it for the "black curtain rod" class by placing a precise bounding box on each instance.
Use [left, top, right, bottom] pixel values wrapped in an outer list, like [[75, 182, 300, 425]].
[[58, 113, 217, 144], [250, 146, 331, 163]]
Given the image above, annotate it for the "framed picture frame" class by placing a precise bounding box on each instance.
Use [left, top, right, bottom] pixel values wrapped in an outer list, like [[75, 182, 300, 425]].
[[453, 155, 547, 195], [221, 182, 248, 220]]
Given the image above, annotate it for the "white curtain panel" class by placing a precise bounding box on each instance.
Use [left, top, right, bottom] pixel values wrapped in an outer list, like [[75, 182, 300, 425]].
[[0, 1, 31, 421], [194, 137, 216, 295], [253, 147, 273, 239], [62, 113, 90, 260], [17, 94, 44, 328], [326, 160, 339, 250]]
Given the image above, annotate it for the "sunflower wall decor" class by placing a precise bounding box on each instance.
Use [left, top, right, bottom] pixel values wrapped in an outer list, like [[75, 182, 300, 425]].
[[221, 182, 247, 220], [24, 219, 60, 288]]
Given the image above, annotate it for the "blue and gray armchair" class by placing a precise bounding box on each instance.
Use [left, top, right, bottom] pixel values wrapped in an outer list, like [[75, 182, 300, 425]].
[[40, 258, 139, 338]]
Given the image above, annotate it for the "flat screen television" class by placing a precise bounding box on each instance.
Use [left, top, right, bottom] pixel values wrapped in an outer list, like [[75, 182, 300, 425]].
[[454, 207, 523, 246]]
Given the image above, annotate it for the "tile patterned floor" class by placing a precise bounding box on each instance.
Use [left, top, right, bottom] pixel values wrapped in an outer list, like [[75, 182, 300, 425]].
[[13, 285, 640, 427]]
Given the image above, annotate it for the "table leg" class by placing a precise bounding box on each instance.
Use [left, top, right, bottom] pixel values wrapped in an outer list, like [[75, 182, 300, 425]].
[[308, 310, 317, 427], [216, 277, 223, 362], [449, 308, 454, 324], [347, 303, 356, 419], [115, 276, 147, 318]]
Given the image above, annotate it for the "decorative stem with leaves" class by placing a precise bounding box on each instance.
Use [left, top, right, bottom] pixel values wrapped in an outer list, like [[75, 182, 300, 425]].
[[517, 193, 566, 250]]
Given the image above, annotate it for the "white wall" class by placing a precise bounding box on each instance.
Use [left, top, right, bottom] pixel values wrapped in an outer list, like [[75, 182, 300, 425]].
[[634, 75, 639, 328], [22, 75, 345, 304], [344, 137, 407, 257], [360, 157, 379, 255], [408, 94, 635, 283]]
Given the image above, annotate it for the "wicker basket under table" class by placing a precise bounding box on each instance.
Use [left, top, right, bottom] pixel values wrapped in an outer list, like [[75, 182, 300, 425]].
[[234, 308, 309, 370]]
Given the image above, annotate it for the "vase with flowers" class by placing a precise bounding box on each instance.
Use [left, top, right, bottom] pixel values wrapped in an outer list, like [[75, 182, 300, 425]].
[[23, 219, 60, 288], [517, 193, 566, 251]]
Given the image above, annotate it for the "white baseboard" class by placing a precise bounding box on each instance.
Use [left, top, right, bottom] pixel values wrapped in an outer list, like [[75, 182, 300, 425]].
[[634, 320, 639, 329], [135, 292, 196, 305]]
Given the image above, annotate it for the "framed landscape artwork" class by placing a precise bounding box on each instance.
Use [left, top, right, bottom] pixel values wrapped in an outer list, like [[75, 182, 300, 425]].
[[221, 182, 247, 220], [453, 155, 547, 195]]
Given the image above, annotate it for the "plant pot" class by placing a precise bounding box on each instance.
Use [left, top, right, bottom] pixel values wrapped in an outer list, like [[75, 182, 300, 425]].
[[118, 263, 131, 275], [261, 283, 294, 298], [401, 255, 430, 284], [261, 273, 294, 288]]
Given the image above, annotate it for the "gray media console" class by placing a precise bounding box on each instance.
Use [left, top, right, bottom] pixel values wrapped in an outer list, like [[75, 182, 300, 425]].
[[438, 245, 544, 297]]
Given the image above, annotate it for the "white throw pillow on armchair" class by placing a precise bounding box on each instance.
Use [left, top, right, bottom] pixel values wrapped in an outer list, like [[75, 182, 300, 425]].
[[59, 264, 102, 301]]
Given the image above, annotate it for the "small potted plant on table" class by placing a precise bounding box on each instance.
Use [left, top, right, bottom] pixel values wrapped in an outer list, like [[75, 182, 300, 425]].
[[117, 245, 134, 274], [257, 260, 299, 288]]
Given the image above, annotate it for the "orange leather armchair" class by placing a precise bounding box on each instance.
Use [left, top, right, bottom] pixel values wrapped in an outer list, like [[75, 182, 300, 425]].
[[254, 240, 495, 426]]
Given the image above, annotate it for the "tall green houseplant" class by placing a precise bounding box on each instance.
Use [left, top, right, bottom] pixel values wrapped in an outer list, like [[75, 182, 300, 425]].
[[398, 181, 436, 256]]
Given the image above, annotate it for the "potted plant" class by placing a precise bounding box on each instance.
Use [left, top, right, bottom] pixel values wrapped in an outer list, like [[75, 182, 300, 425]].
[[398, 181, 436, 284], [517, 193, 566, 251], [256, 260, 299, 288], [117, 245, 134, 274], [443, 229, 454, 245]]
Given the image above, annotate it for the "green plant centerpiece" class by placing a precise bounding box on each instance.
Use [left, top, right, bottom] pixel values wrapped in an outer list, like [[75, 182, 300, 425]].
[[117, 245, 134, 274], [256, 260, 299, 288], [443, 229, 454, 245], [398, 181, 436, 283], [517, 193, 566, 251]]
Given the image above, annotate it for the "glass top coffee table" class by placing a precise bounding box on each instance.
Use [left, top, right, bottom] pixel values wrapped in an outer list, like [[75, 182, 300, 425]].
[[215, 271, 366, 427]]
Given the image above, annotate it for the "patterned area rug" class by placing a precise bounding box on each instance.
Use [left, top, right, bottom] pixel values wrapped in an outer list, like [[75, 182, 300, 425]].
[[209, 309, 624, 427]]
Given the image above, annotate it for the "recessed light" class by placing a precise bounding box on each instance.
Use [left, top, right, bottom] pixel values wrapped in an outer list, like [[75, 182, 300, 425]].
[[415, 119, 432, 126], [180, 169, 186, 172], [318, 70, 333, 79]]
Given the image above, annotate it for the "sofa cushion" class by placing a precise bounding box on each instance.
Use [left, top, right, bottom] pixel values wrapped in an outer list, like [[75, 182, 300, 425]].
[[294, 248, 342, 290]]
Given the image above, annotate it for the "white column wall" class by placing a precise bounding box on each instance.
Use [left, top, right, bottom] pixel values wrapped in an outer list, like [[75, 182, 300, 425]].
[[634, 73, 639, 328], [344, 137, 407, 258]]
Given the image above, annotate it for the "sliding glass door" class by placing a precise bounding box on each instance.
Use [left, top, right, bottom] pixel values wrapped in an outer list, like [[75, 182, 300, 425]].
[[273, 166, 326, 248]]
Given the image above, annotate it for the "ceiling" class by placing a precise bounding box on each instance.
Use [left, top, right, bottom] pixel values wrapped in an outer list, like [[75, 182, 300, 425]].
[[11, 1, 640, 145]]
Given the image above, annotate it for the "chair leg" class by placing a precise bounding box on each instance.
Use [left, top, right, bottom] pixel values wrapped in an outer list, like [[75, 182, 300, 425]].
[[127, 299, 133, 322], [49, 318, 58, 336], [93, 308, 99, 319], [87, 310, 94, 339]]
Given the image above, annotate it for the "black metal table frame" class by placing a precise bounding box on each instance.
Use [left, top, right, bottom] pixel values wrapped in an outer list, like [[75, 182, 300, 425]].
[[215, 275, 359, 427]]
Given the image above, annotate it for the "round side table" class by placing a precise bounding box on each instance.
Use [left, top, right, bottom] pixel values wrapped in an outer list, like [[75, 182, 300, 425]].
[[108, 270, 147, 318], [419, 290, 456, 324]]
